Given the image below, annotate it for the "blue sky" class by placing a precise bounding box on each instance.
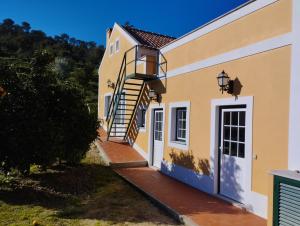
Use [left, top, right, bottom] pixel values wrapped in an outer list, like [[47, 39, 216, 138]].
[[0, 0, 249, 46]]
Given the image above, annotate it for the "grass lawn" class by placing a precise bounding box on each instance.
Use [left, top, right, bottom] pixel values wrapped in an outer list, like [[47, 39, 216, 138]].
[[0, 144, 179, 226]]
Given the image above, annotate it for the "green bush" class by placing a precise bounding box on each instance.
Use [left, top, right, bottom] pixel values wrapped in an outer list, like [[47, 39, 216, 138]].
[[0, 51, 98, 174]]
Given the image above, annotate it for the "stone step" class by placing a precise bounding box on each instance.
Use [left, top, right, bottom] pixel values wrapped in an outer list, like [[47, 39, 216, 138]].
[[110, 160, 148, 168]]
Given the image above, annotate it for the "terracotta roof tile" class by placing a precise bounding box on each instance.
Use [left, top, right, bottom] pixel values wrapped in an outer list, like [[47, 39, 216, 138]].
[[123, 25, 176, 48]]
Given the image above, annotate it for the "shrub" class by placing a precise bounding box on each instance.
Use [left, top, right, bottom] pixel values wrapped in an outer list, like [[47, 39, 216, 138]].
[[0, 51, 98, 174]]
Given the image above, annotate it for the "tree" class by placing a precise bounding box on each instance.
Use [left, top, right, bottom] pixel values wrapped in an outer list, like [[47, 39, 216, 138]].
[[21, 22, 31, 33], [2, 19, 14, 30], [0, 52, 98, 174], [0, 18, 104, 111], [52, 57, 72, 79]]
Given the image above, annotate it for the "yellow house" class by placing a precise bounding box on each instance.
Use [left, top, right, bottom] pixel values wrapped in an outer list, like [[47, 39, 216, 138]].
[[98, 0, 300, 225]]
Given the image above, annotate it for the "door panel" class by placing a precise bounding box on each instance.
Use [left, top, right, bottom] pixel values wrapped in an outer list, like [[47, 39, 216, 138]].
[[152, 109, 164, 168], [219, 108, 247, 203]]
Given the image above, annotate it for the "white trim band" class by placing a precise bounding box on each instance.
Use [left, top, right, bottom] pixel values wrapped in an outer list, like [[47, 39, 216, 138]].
[[161, 33, 292, 79], [161, 0, 279, 53], [288, 0, 300, 171]]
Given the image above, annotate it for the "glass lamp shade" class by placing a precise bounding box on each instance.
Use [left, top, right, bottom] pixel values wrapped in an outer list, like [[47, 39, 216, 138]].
[[217, 71, 230, 88], [0, 86, 6, 97], [149, 89, 157, 99]]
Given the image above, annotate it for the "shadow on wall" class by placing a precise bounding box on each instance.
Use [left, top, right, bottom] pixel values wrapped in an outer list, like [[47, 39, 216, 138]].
[[127, 84, 151, 144], [149, 78, 167, 97], [232, 77, 243, 98], [127, 52, 167, 144], [162, 149, 246, 205], [220, 156, 243, 202], [169, 149, 211, 176], [127, 78, 167, 144]]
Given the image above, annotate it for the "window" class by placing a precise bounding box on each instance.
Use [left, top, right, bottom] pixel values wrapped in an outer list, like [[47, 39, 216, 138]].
[[104, 94, 112, 118], [137, 107, 146, 131], [115, 39, 120, 53], [176, 108, 187, 142], [222, 110, 245, 158], [154, 110, 163, 141], [115, 92, 125, 124], [168, 101, 190, 150], [109, 43, 114, 56]]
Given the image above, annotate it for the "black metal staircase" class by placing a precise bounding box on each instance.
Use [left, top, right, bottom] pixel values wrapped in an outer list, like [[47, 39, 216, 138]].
[[106, 45, 166, 141]]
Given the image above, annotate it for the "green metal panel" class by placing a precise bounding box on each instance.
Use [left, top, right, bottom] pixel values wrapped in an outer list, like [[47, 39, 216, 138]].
[[273, 175, 300, 226]]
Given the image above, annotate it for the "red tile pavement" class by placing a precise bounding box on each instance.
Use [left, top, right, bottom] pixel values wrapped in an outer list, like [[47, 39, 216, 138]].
[[97, 129, 145, 163], [98, 129, 267, 226], [115, 167, 267, 226]]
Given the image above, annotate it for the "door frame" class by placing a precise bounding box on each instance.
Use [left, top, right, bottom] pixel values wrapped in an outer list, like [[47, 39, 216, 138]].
[[218, 105, 247, 202], [148, 103, 165, 169], [210, 96, 253, 204]]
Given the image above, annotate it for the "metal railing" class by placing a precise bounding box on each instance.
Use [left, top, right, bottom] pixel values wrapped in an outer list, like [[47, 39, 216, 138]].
[[105, 44, 167, 139]]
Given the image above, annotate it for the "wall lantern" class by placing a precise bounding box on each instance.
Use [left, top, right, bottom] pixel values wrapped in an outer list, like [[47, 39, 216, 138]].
[[0, 86, 6, 97], [217, 70, 234, 94], [107, 79, 115, 89], [149, 89, 160, 102]]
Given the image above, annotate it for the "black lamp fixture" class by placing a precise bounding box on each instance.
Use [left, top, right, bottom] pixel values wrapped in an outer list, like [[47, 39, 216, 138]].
[[0, 86, 6, 97], [217, 70, 234, 94], [149, 89, 160, 102], [107, 79, 115, 89]]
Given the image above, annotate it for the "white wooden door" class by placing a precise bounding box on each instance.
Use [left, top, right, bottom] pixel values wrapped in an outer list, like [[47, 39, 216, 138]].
[[219, 108, 247, 203], [152, 109, 164, 168]]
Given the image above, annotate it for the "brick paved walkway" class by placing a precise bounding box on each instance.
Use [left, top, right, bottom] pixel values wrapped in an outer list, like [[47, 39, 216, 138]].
[[97, 129, 145, 163], [97, 129, 267, 226], [115, 167, 267, 226]]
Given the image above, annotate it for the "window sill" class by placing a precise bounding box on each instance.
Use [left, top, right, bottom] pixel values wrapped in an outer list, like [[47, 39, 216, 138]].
[[168, 140, 188, 150]]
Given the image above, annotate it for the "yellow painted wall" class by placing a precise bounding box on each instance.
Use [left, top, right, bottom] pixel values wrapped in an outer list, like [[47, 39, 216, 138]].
[[133, 46, 291, 195], [163, 0, 292, 71], [98, 25, 136, 120]]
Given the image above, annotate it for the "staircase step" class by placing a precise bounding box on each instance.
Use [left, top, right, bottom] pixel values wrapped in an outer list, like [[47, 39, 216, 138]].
[[110, 160, 148, 168], [125, 94, 139, 97], [119, 99, 138, 101], [124, 82, 143, 86], [118, 104, 136, 106], [117, 108, 134, 111], [115, 113, 132, 115], [123, 88, 141, 91], [126, 73, 158, 81]]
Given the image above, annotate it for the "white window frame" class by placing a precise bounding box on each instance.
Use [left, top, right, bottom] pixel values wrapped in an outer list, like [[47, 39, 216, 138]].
[[109, 43, 114, 56], [137, 105, 147, 132], [175, 108, 187, 142], [104, 93, 112, 119], [168, 101, 190, 150], [115, 38, 120, 53]]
